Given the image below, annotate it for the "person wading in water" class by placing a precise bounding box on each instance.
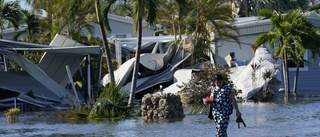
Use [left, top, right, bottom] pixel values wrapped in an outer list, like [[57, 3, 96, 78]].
[[210, 74, 242, 137]]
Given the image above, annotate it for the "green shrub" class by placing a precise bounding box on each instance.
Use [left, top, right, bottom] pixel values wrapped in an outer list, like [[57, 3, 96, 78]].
[[177, 63, 239, 105], [88, 83, 134, 119]]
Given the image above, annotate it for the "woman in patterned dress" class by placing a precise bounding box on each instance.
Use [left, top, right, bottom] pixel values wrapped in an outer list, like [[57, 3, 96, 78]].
[[210, 74, 241, 137]]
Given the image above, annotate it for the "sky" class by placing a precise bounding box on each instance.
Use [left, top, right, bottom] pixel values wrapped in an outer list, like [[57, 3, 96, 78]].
[[5, 0, 31, 10]]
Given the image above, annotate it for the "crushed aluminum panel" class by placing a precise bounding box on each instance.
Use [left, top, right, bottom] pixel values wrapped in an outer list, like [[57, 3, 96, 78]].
[[135, 45, 191, 93], [18, 93, 54, 108], [162, 69, 193, 94], [0, 50, 76, 103], [135, 53, 191, 93], [17, 98, 45, 108], [50, 34, 78, 47], [0, 39, 102, 55], [38, 53, 83, 87], [52, 56, 81, 87], [0, 103, 10, 108], [139, 43, 176, 71], [135, 69, 174, 93], [102, 57, 135, 86], [38, 34, 88, 87], [0, 71, 61, 102], [114, 41, 191, 94], [0, 39, 48, 48], [49, 34, 91, 47], [5, 46, 102, 55], [230, 47, 282, 100], [139, 54, 165, 71], [120, 76, 153, 92]]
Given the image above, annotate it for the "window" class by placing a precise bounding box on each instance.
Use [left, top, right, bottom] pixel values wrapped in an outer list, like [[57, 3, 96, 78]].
[[114, 33, 132, 38], [115, 34, 127, 38]]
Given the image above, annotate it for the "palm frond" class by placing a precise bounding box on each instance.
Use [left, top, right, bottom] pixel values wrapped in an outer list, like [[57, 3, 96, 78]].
[[89, 83, 133, 119], [101, 0, 118, 32]]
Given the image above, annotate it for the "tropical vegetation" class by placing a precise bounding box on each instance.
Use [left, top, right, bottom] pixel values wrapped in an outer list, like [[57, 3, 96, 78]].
[[177, 63, 239, 105], [0, 0, 22, 38], [183, 0, 240, 64], [0, 0, 320, 119], [128, 0, 160, 107], [254, 9, 320, 98], [5, 108, 20, 123], [88, 83, 134, 119], [234, 0, 311, 17], [177, 63, 243, 115]]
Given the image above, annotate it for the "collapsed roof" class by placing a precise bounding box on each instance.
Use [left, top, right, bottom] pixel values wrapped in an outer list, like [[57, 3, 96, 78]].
[[0, 34, 102, 109]]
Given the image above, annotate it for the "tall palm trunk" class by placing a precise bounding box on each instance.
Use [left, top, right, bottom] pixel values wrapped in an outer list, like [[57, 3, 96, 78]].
[[95, 0, 115, 84], [172, 21, 177, 42], [283, 48, 290, 99], [128, 0, 143, 107], [0, 29, 3, 39], [178, 21, 182, 42], [293, 63, 299, 96]]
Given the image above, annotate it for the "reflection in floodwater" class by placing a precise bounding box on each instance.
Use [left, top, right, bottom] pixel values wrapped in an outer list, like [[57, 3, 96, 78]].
[[1, 97, 320, 137]]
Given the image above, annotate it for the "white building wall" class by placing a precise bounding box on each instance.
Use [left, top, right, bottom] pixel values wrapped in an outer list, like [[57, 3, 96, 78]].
[[217, 34, 256, 62], [93, 18, 155, 39]]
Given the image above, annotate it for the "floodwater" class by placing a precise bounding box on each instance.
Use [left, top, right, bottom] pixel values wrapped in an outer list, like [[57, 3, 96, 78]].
[[1, 97, 320, 137]]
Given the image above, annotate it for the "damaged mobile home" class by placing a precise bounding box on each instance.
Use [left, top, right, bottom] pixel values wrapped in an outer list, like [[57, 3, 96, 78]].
[[0, 34, 102, 111], [103, 36, 193, 98], [0, 34, 194, 111]]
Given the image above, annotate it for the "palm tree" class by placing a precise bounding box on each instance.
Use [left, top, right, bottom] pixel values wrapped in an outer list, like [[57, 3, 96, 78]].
[[94, 0, 118, 84], [0, 0, 22, 38], [109, 1, 133, 17], [128, 0, 159, 107], [27, 0, 98, 44], [26, 0, 66, 40], [308, 2, 320, 13], [157, 0, 187, 42], [290, 46, 305, 97], [184, 0, 239, 66], [65, 1, 96, 42], [13, 9, 41, 43], [68, 0, 117, 86], [289, 13, 320, 96], [0, 0, 22, 71], [237, 0, 311, 17], [88, 83, 134, 119], [253, 9, 320, 98]]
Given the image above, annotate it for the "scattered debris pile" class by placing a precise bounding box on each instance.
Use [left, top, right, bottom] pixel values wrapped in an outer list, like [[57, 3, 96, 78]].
[[141, 93, 185, 120]]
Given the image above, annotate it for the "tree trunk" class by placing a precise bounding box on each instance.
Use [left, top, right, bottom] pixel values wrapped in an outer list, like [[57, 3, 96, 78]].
[[178, 20, 181, 43], [244, 0, 249, 17], [95, 0, 115, 85], [283, 49, 290, 99], [128, 4, 143, 107], [172, 20, 177, 42], [293, 64, 300, 96]]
